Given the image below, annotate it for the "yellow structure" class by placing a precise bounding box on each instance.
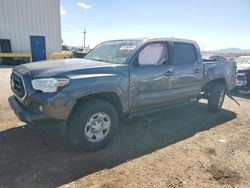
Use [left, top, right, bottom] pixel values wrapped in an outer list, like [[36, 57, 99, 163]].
[[0, 53, 32, 62], [48, 52, 71, 60], [0, 52, 71, 64]]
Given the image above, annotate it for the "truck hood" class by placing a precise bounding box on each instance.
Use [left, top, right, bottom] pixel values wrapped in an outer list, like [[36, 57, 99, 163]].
[[14, 58, 128, 78]]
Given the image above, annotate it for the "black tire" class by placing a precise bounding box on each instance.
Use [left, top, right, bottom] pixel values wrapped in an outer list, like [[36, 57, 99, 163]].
[[67, 99, 119, 152], [207, 83, 226, 112]]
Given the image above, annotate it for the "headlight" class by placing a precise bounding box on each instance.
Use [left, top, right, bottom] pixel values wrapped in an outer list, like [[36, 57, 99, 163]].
[[31, 78, 70, 93]]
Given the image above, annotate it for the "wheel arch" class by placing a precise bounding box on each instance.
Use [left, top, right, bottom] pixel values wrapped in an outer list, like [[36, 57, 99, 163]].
[[67, 91, 124, 126], [203, 78, 228, 93]]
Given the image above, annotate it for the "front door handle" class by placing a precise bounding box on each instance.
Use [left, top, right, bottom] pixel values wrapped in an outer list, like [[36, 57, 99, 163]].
[[164, 71, 174, 76]]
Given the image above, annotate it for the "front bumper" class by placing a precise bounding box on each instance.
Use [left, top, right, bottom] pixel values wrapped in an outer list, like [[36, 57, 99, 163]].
[[236, 77, 250, 94], [236, 86, 250, 94], [236, 79, 246, 87], [8, 96, 48, 124], [9, 92, 75, 124]]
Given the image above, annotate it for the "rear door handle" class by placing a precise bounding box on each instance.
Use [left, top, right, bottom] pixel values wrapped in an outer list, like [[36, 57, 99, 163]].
[[194, 69, 201, 74], [164, 71, 174, 76]]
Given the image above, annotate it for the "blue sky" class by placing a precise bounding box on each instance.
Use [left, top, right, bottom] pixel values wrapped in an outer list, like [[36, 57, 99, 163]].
[[60, 0, 250, 50]]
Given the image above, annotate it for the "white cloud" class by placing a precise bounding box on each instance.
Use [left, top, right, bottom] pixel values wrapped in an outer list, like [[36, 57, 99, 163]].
[[60, 5, 66, 16], [77, 2, 92, 9]]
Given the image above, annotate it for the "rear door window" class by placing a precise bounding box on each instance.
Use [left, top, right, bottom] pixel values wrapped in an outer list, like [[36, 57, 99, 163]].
[[173, 42, 197, 64]]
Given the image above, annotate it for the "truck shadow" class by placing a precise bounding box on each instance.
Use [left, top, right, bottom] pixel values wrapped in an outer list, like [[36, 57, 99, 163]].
[[0, 103, 236, 187]]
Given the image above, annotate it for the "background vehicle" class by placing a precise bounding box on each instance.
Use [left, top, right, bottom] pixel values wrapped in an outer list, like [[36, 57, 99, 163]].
[[202, 54, 227, 61], [71, 47, 91, 58], [62, 45, 71, 52], [208, 55, 227, 61], [235, 57, 250, 94], [9, 38, 236, 151]]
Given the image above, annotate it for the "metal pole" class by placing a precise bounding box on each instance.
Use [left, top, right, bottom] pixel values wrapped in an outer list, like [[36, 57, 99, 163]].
[[83, 28, 87, 48]]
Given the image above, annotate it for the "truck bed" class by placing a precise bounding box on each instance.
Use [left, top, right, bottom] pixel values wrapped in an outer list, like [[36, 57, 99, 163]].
[[202, 60, 236, 91]]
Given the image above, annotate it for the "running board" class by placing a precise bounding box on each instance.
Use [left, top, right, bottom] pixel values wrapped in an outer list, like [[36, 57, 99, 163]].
[[128, 99, 198, 122]]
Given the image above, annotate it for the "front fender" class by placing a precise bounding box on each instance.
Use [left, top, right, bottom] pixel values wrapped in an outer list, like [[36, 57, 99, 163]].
[[70, 83, 129, 113]]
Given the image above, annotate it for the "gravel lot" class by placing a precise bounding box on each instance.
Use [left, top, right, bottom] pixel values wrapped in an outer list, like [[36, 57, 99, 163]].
[[0, 66, 249, 188]]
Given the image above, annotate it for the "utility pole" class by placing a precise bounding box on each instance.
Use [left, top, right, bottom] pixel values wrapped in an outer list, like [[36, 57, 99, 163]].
[[202, 43, 205, 52], [83, 28, 87, 48]]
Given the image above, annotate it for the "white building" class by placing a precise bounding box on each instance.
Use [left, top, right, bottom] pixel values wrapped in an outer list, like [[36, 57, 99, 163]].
[[0, 0, 61, 62]]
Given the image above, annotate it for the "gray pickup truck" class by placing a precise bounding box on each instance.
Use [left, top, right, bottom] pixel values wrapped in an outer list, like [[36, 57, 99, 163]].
[[9, 38, 236, 151]]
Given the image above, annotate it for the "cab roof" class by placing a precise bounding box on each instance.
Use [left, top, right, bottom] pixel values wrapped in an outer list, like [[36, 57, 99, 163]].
[[107, 37, 197, 45]]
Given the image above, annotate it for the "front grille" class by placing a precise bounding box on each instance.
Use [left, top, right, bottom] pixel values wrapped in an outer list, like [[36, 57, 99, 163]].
[[238, 69, 249, 73], [11, 72, 26, 99], [237, 75, 246, 80]]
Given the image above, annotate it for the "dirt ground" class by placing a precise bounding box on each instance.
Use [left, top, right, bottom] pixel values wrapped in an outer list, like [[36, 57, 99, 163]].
[[0, 66, 249, 188]]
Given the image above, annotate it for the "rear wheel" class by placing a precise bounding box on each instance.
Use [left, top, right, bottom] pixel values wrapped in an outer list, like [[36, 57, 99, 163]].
[[207, 84, 226, 112], [67, 100, 119, 152]]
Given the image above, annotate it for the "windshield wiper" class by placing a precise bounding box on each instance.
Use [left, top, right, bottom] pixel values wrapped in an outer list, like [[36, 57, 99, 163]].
[[93, 59, 106, 62]]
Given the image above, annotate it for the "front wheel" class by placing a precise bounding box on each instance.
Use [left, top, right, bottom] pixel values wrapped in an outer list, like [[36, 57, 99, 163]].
[[67, 100, 119, 152], [207, 84, 226, 112]]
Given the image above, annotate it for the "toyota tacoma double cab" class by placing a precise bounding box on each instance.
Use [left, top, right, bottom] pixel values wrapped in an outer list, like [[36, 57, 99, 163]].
[[9, 38, 236, 151]]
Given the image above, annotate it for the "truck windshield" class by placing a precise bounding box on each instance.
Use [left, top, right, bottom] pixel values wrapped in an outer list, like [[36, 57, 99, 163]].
[[84, 40, 142, 64]]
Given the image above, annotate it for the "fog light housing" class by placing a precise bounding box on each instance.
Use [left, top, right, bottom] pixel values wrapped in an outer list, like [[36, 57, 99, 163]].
[[38, 105, 44, 113], [30, 102, 44, 114]]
